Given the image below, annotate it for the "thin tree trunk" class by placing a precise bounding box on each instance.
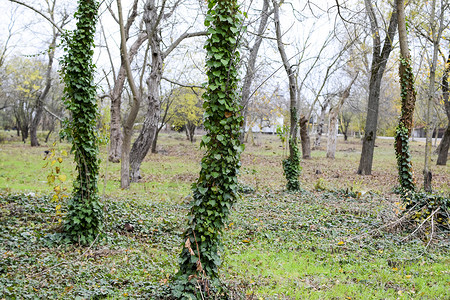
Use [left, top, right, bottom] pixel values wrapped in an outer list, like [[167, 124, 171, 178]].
[[300, 115, 311, 159], [358, 3, 398, 175], [117, 0, 142, 189], [327, 74, 358, 159], [273, 0, 301, 190], [31, 35, 57, 147], [436, 52, 450, 165], [423, 0, 444, 191], [313, 102, 328, 149], [239, 0, 271, 143]]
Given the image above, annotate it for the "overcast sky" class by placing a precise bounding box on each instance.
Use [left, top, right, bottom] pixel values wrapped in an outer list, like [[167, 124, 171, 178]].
[[0, 0, 345, 103]]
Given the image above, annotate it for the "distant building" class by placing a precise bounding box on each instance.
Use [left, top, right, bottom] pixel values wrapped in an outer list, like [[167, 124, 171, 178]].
[[246, 117, 284, 134], [412, 126, 445, 138]]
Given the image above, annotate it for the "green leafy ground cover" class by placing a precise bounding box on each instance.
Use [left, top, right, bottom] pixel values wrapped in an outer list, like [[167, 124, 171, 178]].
[[0, 132, 449, 299]]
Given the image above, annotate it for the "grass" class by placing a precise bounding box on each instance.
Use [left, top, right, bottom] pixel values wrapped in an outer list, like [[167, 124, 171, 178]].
[[0, 131, 449, 299]]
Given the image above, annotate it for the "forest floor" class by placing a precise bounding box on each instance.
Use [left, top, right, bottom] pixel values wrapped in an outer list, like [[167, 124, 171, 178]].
[[0, 131, 449, 299]]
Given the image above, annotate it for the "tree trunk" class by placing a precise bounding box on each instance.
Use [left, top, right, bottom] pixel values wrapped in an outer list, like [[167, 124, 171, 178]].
[[394, 0, 416, 193], [30, 103, 43, 146], [129, 34, 162, 182], [313, 103, 328, 149], [327, 115, 338, 159], [117, 0, 143, 188], [327, 74, 358, 159], [30, 35, 56, 147], [437, 126, 450, 165], [108, 70, 124, 163], [437, 53, 450, 165], [239, 0, 271, 143], [358, 3, 398, 175], [423, 0, 444, 192], [273, 0, 300, 190], [300, 115, 311, 159], [108, 32, 147, 163]]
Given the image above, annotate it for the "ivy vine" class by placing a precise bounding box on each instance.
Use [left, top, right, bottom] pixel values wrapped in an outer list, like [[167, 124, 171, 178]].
[[60, 0, 102, 245], [283, 140, 301, 191], [172, 0, 243, 297], [395, 124, 415, 193], [395, 55, 416, 195], [283, 107, 301, 191]]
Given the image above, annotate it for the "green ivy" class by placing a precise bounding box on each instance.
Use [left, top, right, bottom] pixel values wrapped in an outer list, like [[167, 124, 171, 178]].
[[282, 106, 301, 191], [394, 124, 415, 193], [282, 140, 301, 191], [172, 0, 243, 296], [60, 0, 102, 245]]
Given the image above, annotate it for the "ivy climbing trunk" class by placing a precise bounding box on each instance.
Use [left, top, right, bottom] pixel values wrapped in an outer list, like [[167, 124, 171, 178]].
[[273, 0, 301, 191], [61, 0, 102, 244], [394, 0, 416, 193], [174, 0, 243, 296]]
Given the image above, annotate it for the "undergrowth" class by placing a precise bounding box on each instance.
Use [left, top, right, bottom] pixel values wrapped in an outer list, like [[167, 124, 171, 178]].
[[1, 189, 449, 299]]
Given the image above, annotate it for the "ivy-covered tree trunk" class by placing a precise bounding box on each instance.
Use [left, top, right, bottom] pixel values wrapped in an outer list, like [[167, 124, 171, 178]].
[[273, 0, 301, 190], [394, 0, 416, 193], [61, 0, 102, 244], [174, 0, 243, 296]]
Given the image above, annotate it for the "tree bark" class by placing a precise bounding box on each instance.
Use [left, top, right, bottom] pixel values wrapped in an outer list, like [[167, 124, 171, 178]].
[[358, 2, 398, 175]]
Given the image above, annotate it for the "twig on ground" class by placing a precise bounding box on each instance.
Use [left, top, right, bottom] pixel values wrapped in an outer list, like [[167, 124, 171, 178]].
[[400, 208, 440, 243], [425, 213, 435, 250]]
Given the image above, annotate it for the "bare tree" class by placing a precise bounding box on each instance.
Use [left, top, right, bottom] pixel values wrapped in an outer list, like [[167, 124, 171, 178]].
[[240, 0, 272, 142], [273, 0, 301, 190], [423, 0, 447, 190], [326, 72, 358, 159], [106, 0, 147, 163], [30, 0, 69, 146], [116, 0, 143, 189], [357, 1, 398, 175], [129, 0, 206, 182]]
